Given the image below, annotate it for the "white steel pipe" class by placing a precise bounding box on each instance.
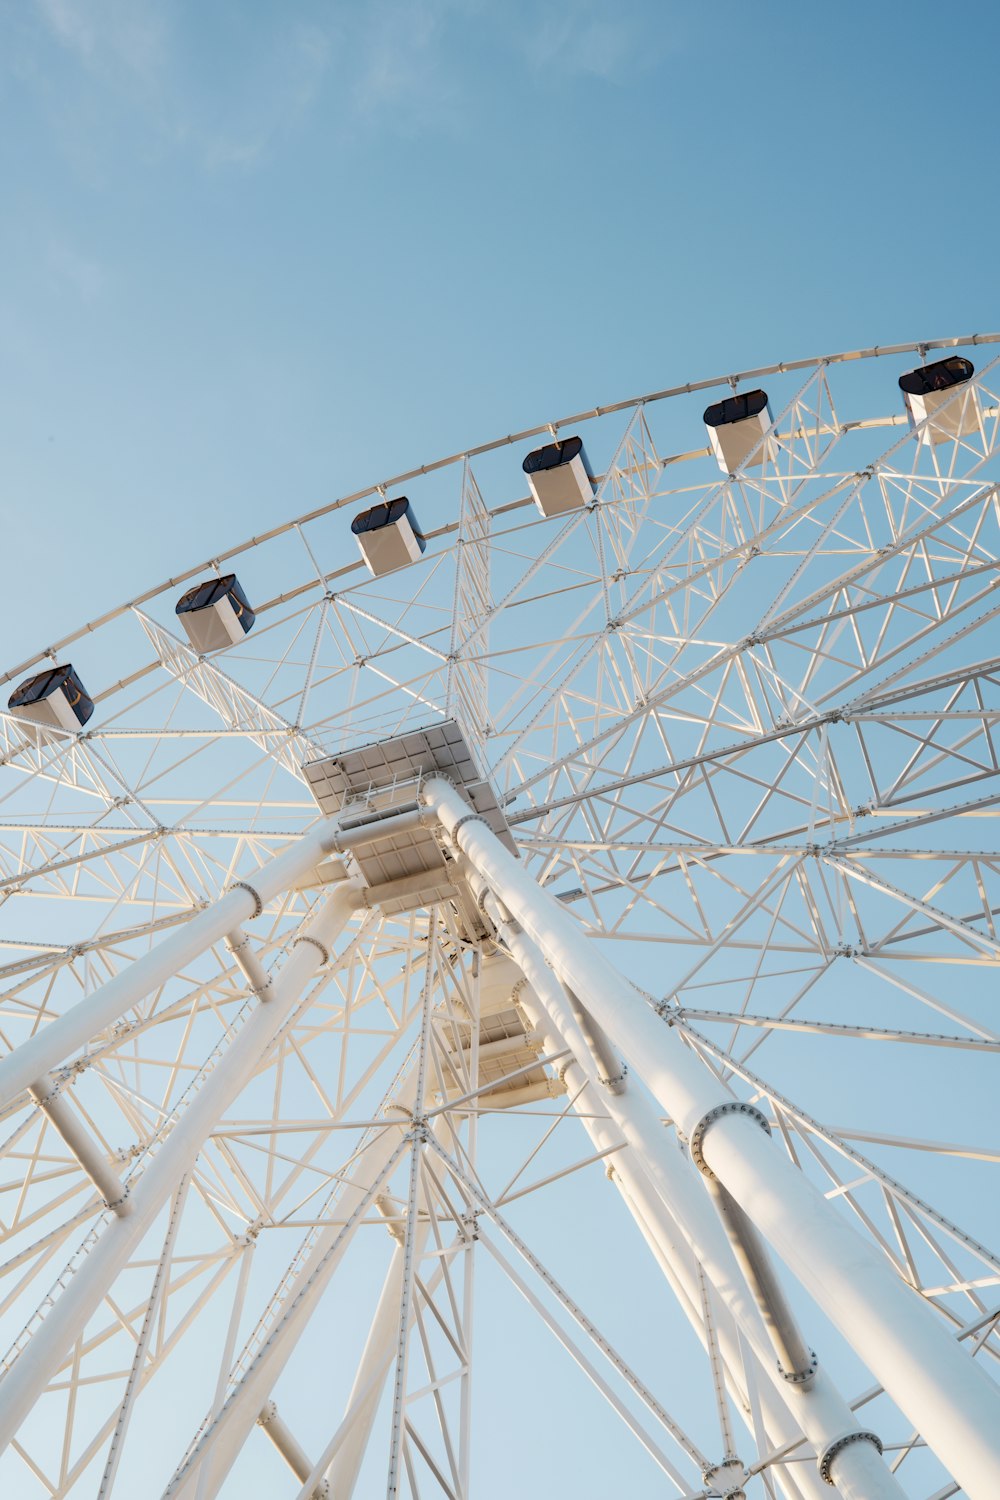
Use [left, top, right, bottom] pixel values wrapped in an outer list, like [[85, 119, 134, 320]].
[[613, 1162, 828, 1500], [0, 806, 430, 1116], [257, 1402, 328, 1498], [28, 1073, 131, 1215], [496, 915, 902, 1500], [164, 1094, 420, 1497], [0, 880, 363, 1455], [705, 1178, 815, 1385], [423, 777, 1000, 1497], [323, 1242, 407, 1498], [565, 989, 627, 1093], [224, 929, 274, 1002]]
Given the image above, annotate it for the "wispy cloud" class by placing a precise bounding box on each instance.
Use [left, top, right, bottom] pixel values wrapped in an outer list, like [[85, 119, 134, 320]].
[[29, 0, 337, 171], [522, 1, 655, 81], [203, 22, 336, 169], [348, 0, 466, 122], [24, 0, 646, 177], [33, 0, 167, 84]]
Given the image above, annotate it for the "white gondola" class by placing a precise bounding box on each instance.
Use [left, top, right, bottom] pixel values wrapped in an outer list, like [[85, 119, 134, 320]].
[[7, 665, 94, 732], [174, 574, 256, 653], [899, 356, 978, 446], [703, 389, 774, 474], [522, 435, 594, 517], [351, 497, 426, 577]]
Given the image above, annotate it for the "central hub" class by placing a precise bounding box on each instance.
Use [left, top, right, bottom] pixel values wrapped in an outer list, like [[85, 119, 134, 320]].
[[302, 719, 516, 908]]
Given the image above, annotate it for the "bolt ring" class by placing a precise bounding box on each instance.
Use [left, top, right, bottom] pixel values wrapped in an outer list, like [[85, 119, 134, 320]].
[[450, 811, 490, 849], [818, 1430, 883, 1485], [291, 934, 330, 966], [228, 880, 264, 919], [689, 1101, 771, 1177]]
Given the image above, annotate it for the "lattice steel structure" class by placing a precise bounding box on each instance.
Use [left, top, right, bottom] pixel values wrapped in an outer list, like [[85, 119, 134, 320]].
[[0, 335, 999, 1498]]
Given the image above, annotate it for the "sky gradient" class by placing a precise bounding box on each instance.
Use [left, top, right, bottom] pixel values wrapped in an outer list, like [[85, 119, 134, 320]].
[[2, 1, 998, 668]]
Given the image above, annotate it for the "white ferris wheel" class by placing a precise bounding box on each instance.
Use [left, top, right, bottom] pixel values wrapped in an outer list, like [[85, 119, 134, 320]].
[[0, 334, 999, 1500]]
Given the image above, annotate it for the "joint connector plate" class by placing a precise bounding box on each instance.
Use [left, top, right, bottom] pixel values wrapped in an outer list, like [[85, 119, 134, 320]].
[[777, 1348, 817, 1385], [227, 880, 264, 919], [291, 934, 330, 967], [817, 1429, 883, 1485], [689, 1101, 771, 1177]]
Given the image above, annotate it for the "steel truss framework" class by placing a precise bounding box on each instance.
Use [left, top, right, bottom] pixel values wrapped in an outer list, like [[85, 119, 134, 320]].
[[0, 335, 998, 1497]]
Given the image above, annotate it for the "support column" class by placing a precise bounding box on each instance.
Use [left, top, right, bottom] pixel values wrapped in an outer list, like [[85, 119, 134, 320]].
[[423, 777, 1000, 1499], [495, 907, 901, 1500], [324, 1230, 407, 1499], [0, 879, 364, 1454], [163, 1091, 419, 1498], [613, 1159, 829, 1500]]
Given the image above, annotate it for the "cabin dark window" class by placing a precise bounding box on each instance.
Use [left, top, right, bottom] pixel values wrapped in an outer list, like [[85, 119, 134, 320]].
[[898, 357, 974, 398], [523, 435, 589, 475], [703, 390, 769, 427]]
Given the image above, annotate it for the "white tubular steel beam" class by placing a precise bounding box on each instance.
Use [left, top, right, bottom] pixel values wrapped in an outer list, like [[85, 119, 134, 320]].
[[28, 1073, 131, 1215], [0, 880, 364, 1456], [0, 805, 430, 1115], [257, 1402, 328, 1498], [419, 783, 1000, 1498], [322, 1207, 445, 1499], [614, 1163, 829, 1500], [164, 1086, 420, 1499], [704, 1178, 814, 1384], [495, 907, 902, 1500], [324, 1237, 407, 1498]]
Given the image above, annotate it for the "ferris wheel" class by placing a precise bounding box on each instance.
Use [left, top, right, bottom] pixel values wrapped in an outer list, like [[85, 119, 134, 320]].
[[0, 334, 999, 1499]]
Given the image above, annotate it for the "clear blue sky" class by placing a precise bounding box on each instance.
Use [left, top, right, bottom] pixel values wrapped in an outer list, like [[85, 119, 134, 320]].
[[2, 0, 998, 668]]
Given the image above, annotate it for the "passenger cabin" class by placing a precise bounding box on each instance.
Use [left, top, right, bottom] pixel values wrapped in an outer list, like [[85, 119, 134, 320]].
[[703, 389, 773, 474], [899, 356, 978, 446], [175, 574, 255, 653], [7, 665, 94, 732], [522, 435, 594, 517], [351, 498, 426, 577]]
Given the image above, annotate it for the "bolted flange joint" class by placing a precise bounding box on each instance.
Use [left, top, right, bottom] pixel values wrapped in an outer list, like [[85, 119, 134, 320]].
[[689, 1101, 771, 1178], [448, 811, 490, 849], [227, 880, 264, 919], [777, 1348, 817, 1385], [291, 934, 330, 967], [817, 1429, 883, 1485]]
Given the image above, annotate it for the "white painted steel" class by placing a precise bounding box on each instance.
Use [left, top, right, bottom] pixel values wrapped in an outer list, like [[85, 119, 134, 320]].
[[28, 1072, 130, 1214], [163, 1089, 420, 1498], [425, 778, 1000, 1497], [257, 1402, 327, 1496], [97, 1175, 191, 1499], [4, 335, 1000, 1496], [614, 1165, 831, 1500], [0, 879, 363, 1453], [0, 806, 428, 1116], [324, 1242, 407, 1499], [493, 904, 904, 1500], [0, 333, 993, 685]]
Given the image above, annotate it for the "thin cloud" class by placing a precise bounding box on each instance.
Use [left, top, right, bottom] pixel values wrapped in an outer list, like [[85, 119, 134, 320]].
[[523, 1, 656, 81], [203, 22, 335, 169], [347, 0, 476, 127], [33, 0, 167, 84]]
